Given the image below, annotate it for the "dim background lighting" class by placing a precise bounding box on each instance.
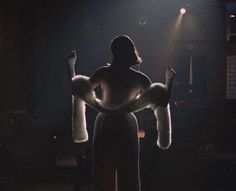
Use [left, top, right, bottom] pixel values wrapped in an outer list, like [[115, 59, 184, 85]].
[[180, 8, 186, 14]]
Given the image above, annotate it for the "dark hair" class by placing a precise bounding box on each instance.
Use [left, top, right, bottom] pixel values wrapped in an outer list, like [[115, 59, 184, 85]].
[[110, 35, 142, 67]]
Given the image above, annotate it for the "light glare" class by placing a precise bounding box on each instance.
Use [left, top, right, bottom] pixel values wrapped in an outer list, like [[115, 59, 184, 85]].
[[180, 8, 186, 14]]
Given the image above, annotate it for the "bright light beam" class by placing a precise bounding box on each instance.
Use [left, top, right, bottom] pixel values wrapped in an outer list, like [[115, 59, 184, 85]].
[[160, 9, 185, 65]]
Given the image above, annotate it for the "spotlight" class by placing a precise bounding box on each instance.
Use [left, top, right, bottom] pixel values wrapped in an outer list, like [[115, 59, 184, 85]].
[[180, 8, 186, 14], [230, 14, 235, 18], [138, 16, 148, 26]]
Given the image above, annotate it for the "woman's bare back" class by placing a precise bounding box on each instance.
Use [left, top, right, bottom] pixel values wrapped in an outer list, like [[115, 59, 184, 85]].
[[89, 65, 151, 105]]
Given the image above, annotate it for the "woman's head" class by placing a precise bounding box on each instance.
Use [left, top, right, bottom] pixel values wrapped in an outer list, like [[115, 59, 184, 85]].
[[110, 35, 142, 67]]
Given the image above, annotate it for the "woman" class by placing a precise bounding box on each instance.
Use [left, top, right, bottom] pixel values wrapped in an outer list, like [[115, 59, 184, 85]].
[[67, 35, 174, 191]]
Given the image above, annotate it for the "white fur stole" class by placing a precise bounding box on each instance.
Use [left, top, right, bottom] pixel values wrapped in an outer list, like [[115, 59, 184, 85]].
[[71, 75, 172, 149]]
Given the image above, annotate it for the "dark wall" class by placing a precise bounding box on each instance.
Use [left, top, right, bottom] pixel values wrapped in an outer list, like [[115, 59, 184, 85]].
[[1, 0, 227, 121], [1, 2, 236, 189], [0, 2, 20, 111]]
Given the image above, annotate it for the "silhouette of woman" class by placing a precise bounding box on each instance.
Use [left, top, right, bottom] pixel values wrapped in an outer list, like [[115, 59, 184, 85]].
[[67, 35, 175, 191]]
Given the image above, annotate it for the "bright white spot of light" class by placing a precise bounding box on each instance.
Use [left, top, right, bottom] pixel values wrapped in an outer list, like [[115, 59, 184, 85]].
[[230, 14, 235, 18], [180, 8, 186, 14], [138, 16, 148, 26]]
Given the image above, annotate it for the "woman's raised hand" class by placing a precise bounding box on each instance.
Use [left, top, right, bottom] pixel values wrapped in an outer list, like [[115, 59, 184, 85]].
[[67, 50, 78, 66], [165, 65, 176, 83]]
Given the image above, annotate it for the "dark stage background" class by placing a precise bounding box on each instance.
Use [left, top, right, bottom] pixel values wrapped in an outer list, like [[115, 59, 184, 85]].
[[0, 0, 236, 191]]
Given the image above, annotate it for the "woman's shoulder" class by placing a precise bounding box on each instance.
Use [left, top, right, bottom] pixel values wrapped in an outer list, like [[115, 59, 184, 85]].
[[129, 68, 152, 88], [130, 68, 150, 78], [89, 64, 111, 85], [94, 64, 111, 73]]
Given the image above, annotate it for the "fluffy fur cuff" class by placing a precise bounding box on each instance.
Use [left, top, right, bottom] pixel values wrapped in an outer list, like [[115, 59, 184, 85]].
[[72, 96, 88, 143], [71, 75, 95, 103], [71, 75, 94, 143], [153, 105, 172, 149]]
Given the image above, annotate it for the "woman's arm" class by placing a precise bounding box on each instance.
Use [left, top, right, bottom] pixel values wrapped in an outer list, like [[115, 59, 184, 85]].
[[67, 50, 77, 79], [89, 66, 107, 89]]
